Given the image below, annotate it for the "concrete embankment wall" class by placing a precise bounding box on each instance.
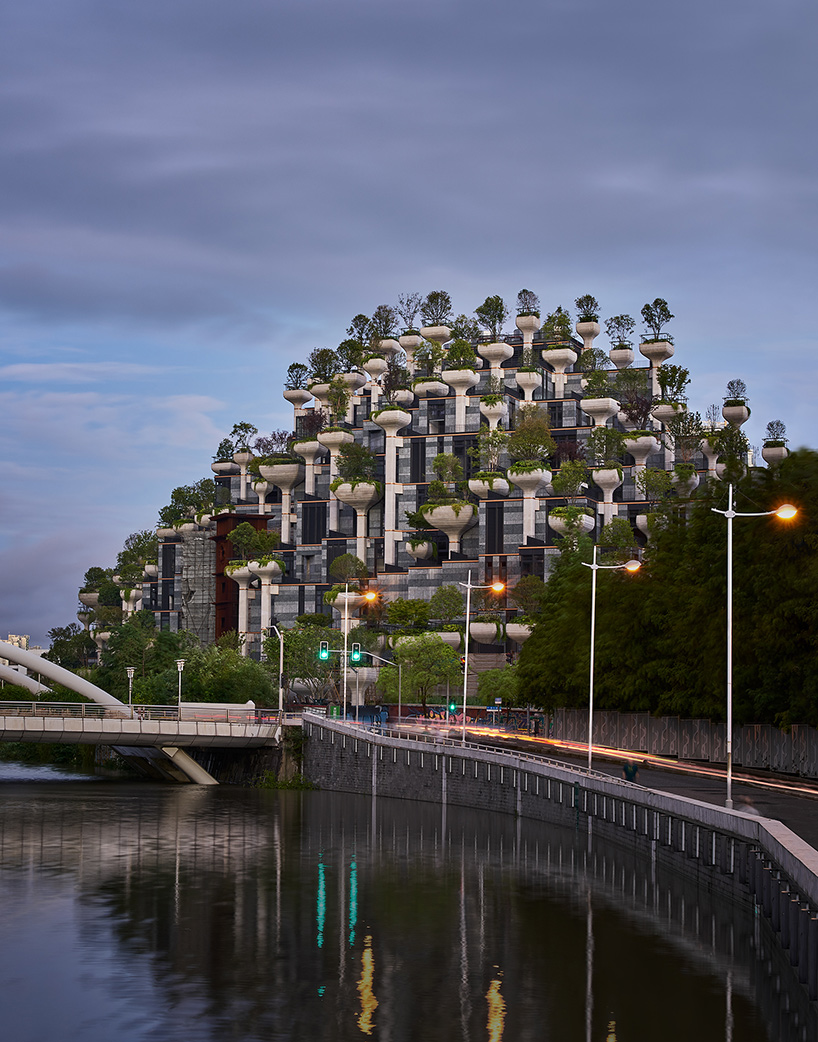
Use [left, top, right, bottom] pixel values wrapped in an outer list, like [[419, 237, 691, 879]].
[[303, 713, 818, 1005]]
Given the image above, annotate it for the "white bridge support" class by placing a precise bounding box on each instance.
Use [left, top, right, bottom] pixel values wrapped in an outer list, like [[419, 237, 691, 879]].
[[0, 641, 219, 785], [0, 663, 51, 695]]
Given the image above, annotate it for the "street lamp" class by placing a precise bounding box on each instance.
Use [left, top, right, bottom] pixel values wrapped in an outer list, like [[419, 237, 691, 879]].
[[580, 545, 641, 772], [271, 624, 285, 714], [342, 586, 377, 721], [459, 572, 505, 743], [126, 666, 135, 718], [175, 658, 185, 714], [712, 483, 796, 808]]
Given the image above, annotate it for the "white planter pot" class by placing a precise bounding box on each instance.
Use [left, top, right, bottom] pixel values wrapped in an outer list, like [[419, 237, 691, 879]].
[[413, 379, 449, 398], [722, 403, 750, 427], [635, 514, 651, 540], [592, 467, 623, 497], [438, 631, 462, 649], [639, 340, 674, 366], [440, 369, 480, 395], [363, 356, 387, 380], [332, 481, 382, 511], [515, 370, 542, 401], [469, 621, 501, 644], [624, 434, 660, 470], [515, 314, 540, 337], [211, 460, 239, 475], [617, 411, 641, 432], [330, 591, 366, 615], [652, 402, 686, 425], [671, 471, 700, 497], [309, 382, 331, 408], [508, 467, 550, 495], [609, 346, 634, 369], [419, 325, 451, 344], [468, 476, 510, 498], [372, 408, 412, 434], [550, 513, 595, 536], [156, 528, 178, 539], [292, 439, 324, 464], [421, 503, 476, 554], [761, 444, 788, 466], [394, 388, 415, 406], [582, 397, 620, 427], [143, 564, 159, 579], [248, 559, 283, 581], [338, 370, 367, 392], [479, 399, 508, 429], [398, 334, 422, 370], [575, 320, 600, 352], [283, 388, 312, 409], [378, 339, 402, 357], [78, 591, 100, 609], [478, 342, 514, 369], [505, 622, 533, 644], [258, 462, 304, 491], [318, 429, 355, 452], [233, 450, 254, 468], [406, 540, 434, 561]]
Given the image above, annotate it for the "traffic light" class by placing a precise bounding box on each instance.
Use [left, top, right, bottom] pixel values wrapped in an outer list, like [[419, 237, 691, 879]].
[[350, 642, 361, 663], [318, 641, 330, 661], [448, 698, 457, 714], [460, 656, 466, 667]]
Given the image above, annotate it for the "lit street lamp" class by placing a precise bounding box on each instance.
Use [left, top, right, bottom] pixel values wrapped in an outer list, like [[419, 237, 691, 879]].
[[126, 666, 135, 718], [580, 545, 641, 772], [175, 658, 185, 714], [459, 572, 505, 743], [712, 483, 796, 808], [342, 586, 376, 719]]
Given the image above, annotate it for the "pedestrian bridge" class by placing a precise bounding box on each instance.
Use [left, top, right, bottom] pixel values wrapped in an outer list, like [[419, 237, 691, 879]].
[[0, 701, 292, 749]]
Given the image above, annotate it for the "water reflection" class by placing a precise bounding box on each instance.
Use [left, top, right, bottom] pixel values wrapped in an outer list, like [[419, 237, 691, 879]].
[[0, 776, 808, 1041]]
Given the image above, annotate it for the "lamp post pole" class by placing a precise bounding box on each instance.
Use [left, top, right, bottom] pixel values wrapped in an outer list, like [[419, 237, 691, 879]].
[[175, 658, 185, 715], [580, 545, 641, 772], [126, 666, 135, 718], [271, 624, 285, 714], [343, 581, 349, 721], [712, 484, 796, 808], [459, 573, 506, 744]]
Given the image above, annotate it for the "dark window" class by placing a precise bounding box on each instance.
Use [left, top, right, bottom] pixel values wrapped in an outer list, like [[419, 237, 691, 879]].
[[302, 502, 327, 544], [453, 435, 478, 481], [369, 429, 385, 455], [298, 586, 306, 615], [410, 439, 426, 483], [486, 502, 504, 554]]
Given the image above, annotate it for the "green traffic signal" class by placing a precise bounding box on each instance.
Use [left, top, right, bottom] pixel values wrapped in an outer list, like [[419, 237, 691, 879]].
[[448, 700, 457, 714], [318, 641, 330, 661], [350, 643, 361, 663]]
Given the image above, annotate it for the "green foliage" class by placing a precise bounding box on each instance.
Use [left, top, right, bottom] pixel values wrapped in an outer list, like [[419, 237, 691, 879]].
[[336, 338, 364, 372], [636, 467, 672, 507], [432, 453, 464, 483], [551, 459, 587, 500], [667, 410, 704, 462], [328, 553, 368, 583], [376, 633, 462, 712], [228, 522, 280, 562], [640, 298, 674, 341], [516, 288, 540, 316], [616, 368, 654, 428], [445, 338, 478, 370], [369, 304, 397, 341], [116, 530, 158, 585], [386, 599, 431, 630], [307, 348, 339, 384], [396, 292, 422, 331], [574, 294, 600, 322], [586, 427, 625, 468], [656, 364, 690, 403], [725, 378, 748, 402], [599, 517, 637, 563], [450, 314, 481, 341], [765, 419, 787, 444], [605, 314, 635, 347], [381, 356, 411, 403], [326, 376, 351, 423], [541, 306, 573, 342], [518, 453, 818, 726], [508, 405, 555, 463], [477, 665, 520, 706], [420, 290, 453, 327], [474, 295, 509, 339], [81, 566, 110, 593], [429, 584, 464, 624], [285, 363, 309, 391], [230, 421, 258, 450], [509, 576, 547, 619], [158, 479, 219, 528], [468, 427, 508, 473], [414, 340, 446, 377], [46, 624, 97, 670], [213, 437, 235, 462], [336, 442, 378, 482], [263, 624, 336, 699]]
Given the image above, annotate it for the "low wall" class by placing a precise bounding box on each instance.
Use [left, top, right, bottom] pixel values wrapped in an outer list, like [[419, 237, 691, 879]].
[[303, 713, 818, 1004], [550, 708, 818, 777]]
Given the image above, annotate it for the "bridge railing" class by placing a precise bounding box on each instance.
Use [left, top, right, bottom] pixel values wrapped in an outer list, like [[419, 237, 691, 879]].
[[0, 701, 283, 724]]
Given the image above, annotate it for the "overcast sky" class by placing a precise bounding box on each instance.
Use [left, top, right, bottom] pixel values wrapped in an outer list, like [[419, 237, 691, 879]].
[[2, 0, 816, 646]]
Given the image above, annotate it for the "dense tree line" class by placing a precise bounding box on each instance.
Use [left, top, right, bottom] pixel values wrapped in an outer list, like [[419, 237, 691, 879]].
[[518, 450, 818, 727]]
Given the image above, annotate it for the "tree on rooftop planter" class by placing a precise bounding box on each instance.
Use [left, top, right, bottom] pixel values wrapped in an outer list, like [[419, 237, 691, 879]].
[[666, 410, 704, 494], [615, 367, 655, 430], [396, 292, 422, 334], [441, 338, 480, 427], [515, 288, 541, 346], [307, 347, 339, 407], [283, 363, 312, 410], [605, 314, 636, 369], [212, 437, 239, 475], [540, 306, 577, 397], [412, 340, 449, 397], [634, 467, 672, 540], [639, 298, 675, 378], [468, 426, 510, 497], [587, 426, 626, 525], [419, 453, 475, 557], [652, 364, 690, 467], [325, 553, 369, 616], [474, 294, 509, 341], [508, 405, 555, 538], [478, 373, 508, 429], [574, 293, 601, 352], [579, 348, 620, 426], [762, 419, 789, 467], [506, 574, 547, 642], [429, 583, 464, 646], [419, 290, 453, 345], [722, 378, 751, 426], [330, 443, 382, 561]]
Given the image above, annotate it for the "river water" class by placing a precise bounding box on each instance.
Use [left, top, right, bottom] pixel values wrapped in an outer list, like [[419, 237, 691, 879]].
[[0, 761, 810, 1041]]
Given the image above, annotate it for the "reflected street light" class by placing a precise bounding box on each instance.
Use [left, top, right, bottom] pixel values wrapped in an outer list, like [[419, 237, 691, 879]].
[[712, 483, 797, 808], [580, 545, 641, 772], [459, 572, 505, 743], [175, 658, 185, 715]]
